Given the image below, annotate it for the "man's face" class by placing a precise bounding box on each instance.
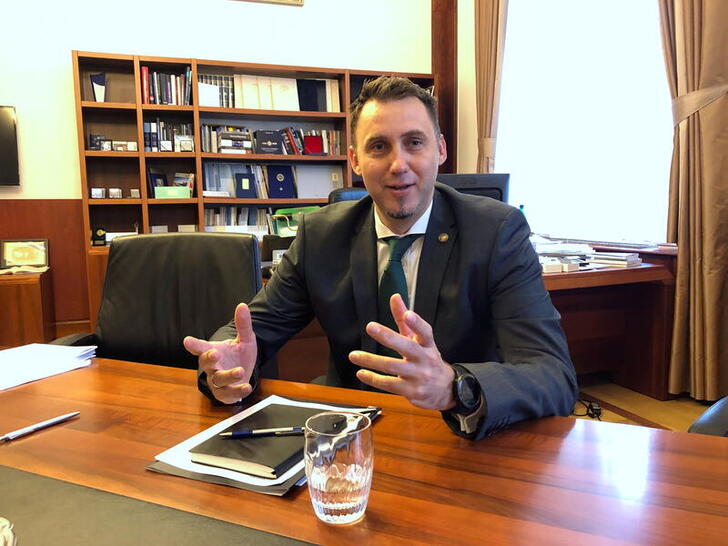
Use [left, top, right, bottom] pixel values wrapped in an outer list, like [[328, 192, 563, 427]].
[[348, 97, 447, 234]]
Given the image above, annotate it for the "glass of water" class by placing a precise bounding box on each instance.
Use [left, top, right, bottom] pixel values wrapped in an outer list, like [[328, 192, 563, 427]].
[[304, 411, 373, 525]]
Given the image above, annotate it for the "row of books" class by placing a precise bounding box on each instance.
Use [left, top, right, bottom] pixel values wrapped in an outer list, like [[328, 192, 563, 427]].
[[281, 128, 341, 156], [141, 66, 192, 105], [143, 121, 194, 152], [200, 125, 253, 154], [204, 163, 287, 199], [203, 162, 343, 200], [199, 125, 341, 156], [197, 74, 340, 112], [204, 206, 271, 229]]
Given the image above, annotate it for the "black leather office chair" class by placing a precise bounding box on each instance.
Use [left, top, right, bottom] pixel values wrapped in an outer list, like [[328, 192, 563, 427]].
[[53, 233, 262, 370], [328, 187, 368, 204], [688, 397, 728, 436]]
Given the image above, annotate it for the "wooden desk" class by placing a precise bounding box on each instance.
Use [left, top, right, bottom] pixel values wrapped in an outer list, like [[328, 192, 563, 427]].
[[1, 359, 727, 544], [0, 271, 55, 349], [545, 264, 674, 400]]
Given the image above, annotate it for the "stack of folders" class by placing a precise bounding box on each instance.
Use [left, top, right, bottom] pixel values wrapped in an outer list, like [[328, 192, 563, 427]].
[[588, 252, 643, 268], [148, 395, 380, 496], [539, 256, 580, 273], [0, 344, 96, 390]]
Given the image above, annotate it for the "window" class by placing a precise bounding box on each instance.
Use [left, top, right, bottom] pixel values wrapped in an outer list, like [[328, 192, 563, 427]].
[[495, 0, 672, 243]]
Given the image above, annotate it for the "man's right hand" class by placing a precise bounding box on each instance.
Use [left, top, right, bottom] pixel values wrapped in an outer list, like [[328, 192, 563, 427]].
[[183, 303, 257, 404]]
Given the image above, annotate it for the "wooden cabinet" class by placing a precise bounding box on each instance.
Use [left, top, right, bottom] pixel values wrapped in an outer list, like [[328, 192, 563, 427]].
[[72, 51, 434, 326], [0, 271, 55, 348]]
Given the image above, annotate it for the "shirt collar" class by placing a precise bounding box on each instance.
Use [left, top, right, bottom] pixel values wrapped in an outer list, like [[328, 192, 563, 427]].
[[374, 200, 433, 240]]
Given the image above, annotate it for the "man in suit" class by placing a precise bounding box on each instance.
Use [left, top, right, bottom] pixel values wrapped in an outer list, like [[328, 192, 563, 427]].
[[184, 77, 577, 440]]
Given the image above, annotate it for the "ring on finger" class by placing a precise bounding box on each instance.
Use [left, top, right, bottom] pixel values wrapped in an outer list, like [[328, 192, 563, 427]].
[[209, 373, 223, 389]]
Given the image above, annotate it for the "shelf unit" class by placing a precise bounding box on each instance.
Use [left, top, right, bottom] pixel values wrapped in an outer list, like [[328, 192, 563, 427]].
[[72, 51, 434, 325]]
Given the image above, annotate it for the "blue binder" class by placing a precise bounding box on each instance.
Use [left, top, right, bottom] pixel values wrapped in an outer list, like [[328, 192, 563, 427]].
[[235, 173, 258, 198], [266, 165, 297, 198]]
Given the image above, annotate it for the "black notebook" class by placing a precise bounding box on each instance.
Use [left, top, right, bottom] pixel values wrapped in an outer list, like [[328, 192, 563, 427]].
[[189, 404, 325, 479]]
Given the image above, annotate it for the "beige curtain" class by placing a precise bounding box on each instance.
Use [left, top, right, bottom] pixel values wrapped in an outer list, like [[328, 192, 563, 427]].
[[475, 0, 508, 173], [659, 0, 728, 400]]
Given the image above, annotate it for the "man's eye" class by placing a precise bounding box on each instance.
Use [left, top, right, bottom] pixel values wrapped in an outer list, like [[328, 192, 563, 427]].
[[369, 142, 386, 152], [409, 138, 424, 147]]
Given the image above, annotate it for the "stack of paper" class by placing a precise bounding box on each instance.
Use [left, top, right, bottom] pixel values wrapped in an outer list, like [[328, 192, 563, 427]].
[[149, 395, 380, 496], [588, 252, 643, 268], [0, 344, 96, 390]]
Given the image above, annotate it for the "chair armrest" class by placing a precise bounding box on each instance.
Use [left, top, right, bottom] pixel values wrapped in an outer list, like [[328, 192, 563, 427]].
[[51, 333, 99, 346], [688, 396, 728, 436]]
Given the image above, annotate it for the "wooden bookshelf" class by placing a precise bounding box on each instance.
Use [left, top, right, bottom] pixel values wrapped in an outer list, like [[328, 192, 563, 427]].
[[72, 50, 434, 325]]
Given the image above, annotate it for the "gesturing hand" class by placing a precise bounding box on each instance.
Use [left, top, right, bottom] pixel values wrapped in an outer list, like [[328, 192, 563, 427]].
[[183, 303, 257, 404], [349, 294, 456, 411]]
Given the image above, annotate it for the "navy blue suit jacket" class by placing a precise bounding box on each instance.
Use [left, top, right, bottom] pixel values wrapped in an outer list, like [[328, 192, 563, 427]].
[[205, 183, 577, 439]]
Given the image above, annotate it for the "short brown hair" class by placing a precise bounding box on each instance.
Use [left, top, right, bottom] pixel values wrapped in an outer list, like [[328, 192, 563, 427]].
[[349, 76, 440, 147]]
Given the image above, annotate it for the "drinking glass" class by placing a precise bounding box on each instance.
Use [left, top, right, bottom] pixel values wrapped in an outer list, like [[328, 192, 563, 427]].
[[304, 411, 373, 525]]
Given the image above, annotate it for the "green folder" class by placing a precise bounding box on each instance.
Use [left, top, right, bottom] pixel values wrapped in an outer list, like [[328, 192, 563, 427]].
[[271, 206, 319, 236]]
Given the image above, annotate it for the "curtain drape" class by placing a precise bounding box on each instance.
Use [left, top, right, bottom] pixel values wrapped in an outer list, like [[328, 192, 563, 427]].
[[658, 0, 728, 400], [474, 0, 508, 173]]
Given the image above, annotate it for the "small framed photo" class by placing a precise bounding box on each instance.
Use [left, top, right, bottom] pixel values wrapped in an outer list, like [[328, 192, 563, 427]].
[[1, 239, 49, 268], [127, 141, 138, 152], [88, 134, 105, 150], [160, 140, 173, 152], [100, 140, 112, 151], [112, 141, 128, 152], [108, 188, 123, 198]]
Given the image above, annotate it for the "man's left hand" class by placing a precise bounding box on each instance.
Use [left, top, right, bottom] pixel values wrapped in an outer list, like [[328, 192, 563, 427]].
[[349, 294, 456, 411]]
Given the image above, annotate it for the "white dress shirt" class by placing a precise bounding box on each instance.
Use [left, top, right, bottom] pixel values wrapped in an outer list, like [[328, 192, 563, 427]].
[[373, 201, 433, 309], [372, 200, 484, 432]]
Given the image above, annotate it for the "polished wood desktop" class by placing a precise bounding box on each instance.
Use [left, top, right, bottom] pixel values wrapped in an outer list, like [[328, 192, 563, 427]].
[[1, 359, 726, 544]]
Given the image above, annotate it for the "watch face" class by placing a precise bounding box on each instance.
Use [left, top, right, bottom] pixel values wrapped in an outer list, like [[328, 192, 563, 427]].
[[457, 374, 479, 410]]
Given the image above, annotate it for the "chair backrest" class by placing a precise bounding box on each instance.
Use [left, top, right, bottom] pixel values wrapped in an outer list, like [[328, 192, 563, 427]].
[[328, 187, 368, 204], [95, 233, 262, 369], [437, 173, 510, 203], [688, 396, 728, 436]]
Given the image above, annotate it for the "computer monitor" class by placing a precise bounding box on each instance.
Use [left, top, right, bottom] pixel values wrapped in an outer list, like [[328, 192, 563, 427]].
[[437, 173, 509, 203]]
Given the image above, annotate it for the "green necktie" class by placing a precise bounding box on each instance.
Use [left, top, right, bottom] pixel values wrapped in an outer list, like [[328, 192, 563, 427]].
[[378, 235, 420, 347]]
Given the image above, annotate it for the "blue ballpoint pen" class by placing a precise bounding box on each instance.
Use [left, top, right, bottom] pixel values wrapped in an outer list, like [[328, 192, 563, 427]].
[[219, 426, 304, 439]]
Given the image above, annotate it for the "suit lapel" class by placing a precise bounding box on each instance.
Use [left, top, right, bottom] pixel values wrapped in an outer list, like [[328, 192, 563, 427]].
[[415, 191, 457, 327], [350, 208, 378, 354]]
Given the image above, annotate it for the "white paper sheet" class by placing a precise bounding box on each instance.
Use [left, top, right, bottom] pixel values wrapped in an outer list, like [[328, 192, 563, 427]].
[[155, 395, 377, 488], [0, 344, 96, 390]]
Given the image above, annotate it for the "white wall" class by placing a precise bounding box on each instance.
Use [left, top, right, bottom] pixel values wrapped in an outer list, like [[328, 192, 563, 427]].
[[0, 0, 431, 200]]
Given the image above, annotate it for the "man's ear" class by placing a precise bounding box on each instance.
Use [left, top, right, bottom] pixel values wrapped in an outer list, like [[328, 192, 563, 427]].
[[437, 134, 448, 166], [348, 145, 362, 175]]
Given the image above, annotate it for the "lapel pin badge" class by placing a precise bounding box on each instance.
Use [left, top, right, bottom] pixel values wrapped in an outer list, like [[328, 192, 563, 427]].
[[438, 233, 449, 243]]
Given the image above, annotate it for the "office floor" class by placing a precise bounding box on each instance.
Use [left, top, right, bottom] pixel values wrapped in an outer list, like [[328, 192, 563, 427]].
[[576, 381, 709, 431]]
